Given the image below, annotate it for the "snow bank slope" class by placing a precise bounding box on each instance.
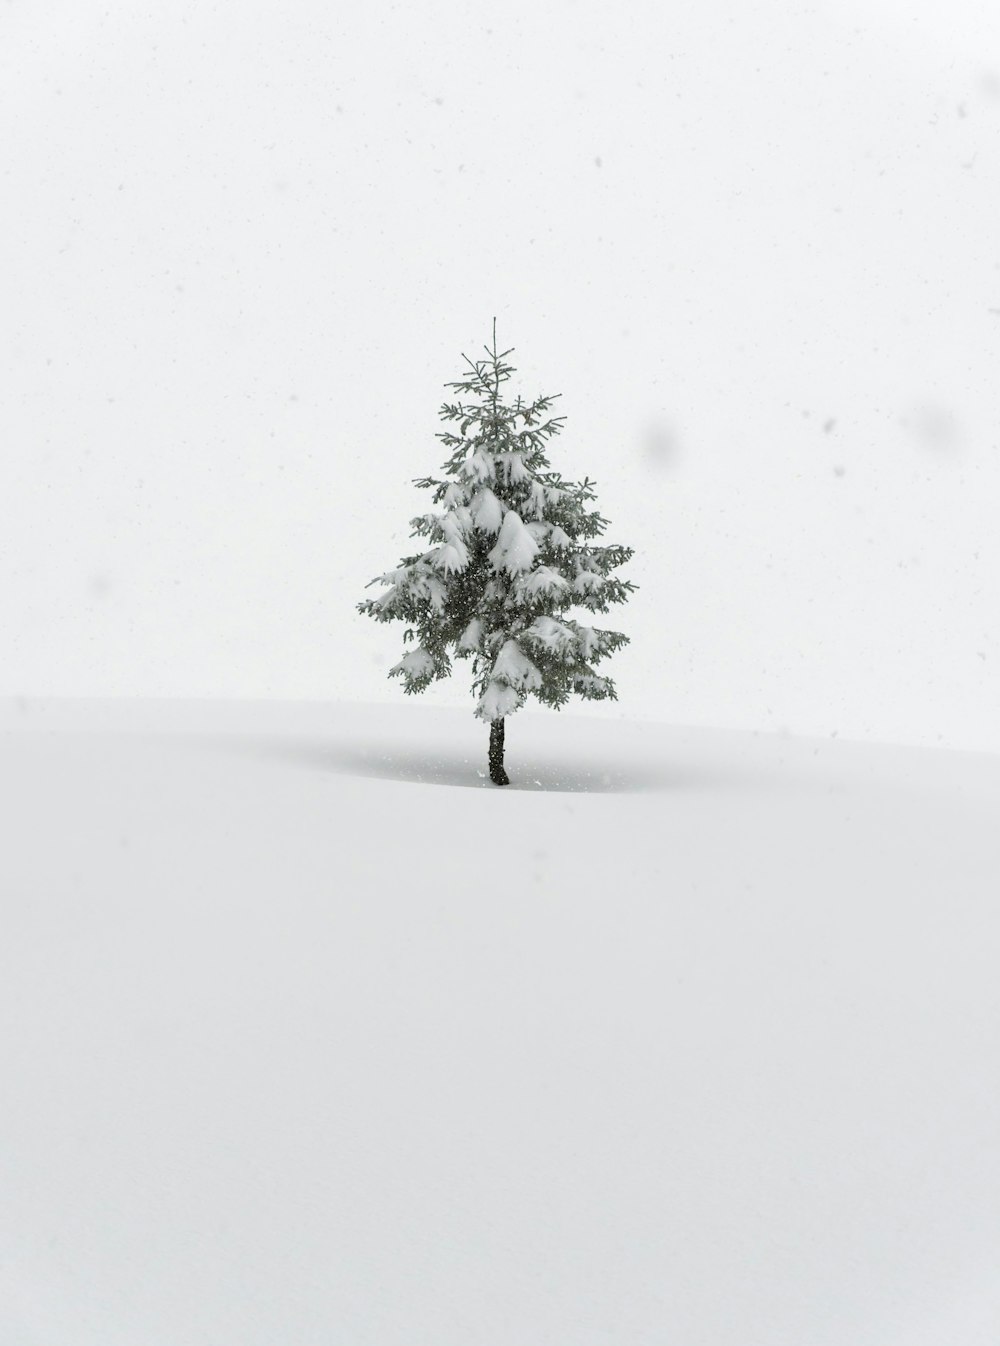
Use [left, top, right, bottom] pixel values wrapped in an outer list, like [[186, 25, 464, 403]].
[[2, 700, 999, 1345]]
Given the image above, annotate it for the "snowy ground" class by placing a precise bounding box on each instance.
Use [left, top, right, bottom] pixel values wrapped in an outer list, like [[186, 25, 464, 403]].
[[2, 698, 999, 1345]]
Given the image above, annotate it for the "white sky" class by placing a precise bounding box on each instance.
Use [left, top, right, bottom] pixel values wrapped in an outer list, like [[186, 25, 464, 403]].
[[1, 0, 998, 750]]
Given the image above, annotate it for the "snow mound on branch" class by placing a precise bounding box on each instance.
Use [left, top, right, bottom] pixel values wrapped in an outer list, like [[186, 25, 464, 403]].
[[372, 568, 407, 608], [475, 681, 521, 720], [574, 570, 605, 595], [491, 639, 543, 692], [389, 648, 435, 680], [461, 449, 495, 484], [470, 488, 504, 534], [376, 567, 446, 614], [523, 615, 575, 651], [441, 508, 472, 538], [526, 482, 548, 518], [422, 576, 448, 612], [495, 452, 529, 485], [474, 638, 543, 721], [457, 618, 483, 653], [429, 507, 472, 569], [430, 542, 468, 575], [519, 565, 568, 598], [396, 567, 447, 612], [488, 511, 539, 576], [573, 673, 614, 697], [573, 625, 602, 659], [524, 520, 572, 551]]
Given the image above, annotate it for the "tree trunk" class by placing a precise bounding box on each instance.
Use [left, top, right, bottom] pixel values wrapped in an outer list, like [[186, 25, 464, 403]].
[[489, 717, 509, 786]]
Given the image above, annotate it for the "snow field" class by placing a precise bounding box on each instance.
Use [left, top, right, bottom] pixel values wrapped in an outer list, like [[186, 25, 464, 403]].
[[1, 700, 999, 1344]]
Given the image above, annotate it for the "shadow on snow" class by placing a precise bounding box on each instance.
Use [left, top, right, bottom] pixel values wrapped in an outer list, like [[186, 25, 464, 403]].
[[188, 733, 756, 794]]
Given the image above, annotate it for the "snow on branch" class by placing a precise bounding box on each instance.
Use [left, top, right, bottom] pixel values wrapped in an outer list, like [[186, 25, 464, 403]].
[[517, 565, 569, 599], [573, 569, 606, 595], [525, 481, 548, 518], [457, 617, 483, 653], [491, 638, 543, 692], [488, 510, 540, 575], [495, 452, 530, 485], [390, 648, 436, 682], [522, 615, 576, 652], [476, 680, 521, 721], [574, 625, 602, 660], [470, 487, 505, 533], [430, 542, 469, 575], [376, 562, 449, 614], [460, 449, 496, 484], [441, 508, 472, 540], [572, 673, 616, 700]]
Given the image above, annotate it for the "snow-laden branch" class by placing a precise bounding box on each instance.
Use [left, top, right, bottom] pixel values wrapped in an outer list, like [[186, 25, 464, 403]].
[[487, 510, 539, 576]]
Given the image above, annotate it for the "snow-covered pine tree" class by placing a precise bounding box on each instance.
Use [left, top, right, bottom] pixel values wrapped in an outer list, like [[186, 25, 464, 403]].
[[358, 321, 637, 786]]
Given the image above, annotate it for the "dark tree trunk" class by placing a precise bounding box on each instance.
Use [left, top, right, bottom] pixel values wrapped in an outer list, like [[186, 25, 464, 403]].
[[489, 717, 509, 786]]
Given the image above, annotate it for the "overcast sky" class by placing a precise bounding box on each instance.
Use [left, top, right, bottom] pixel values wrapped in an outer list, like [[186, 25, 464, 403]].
[[2, 0, 998, 750]]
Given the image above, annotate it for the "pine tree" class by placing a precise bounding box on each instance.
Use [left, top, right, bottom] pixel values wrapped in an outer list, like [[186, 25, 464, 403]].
[[358, 321, 637, 786]]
